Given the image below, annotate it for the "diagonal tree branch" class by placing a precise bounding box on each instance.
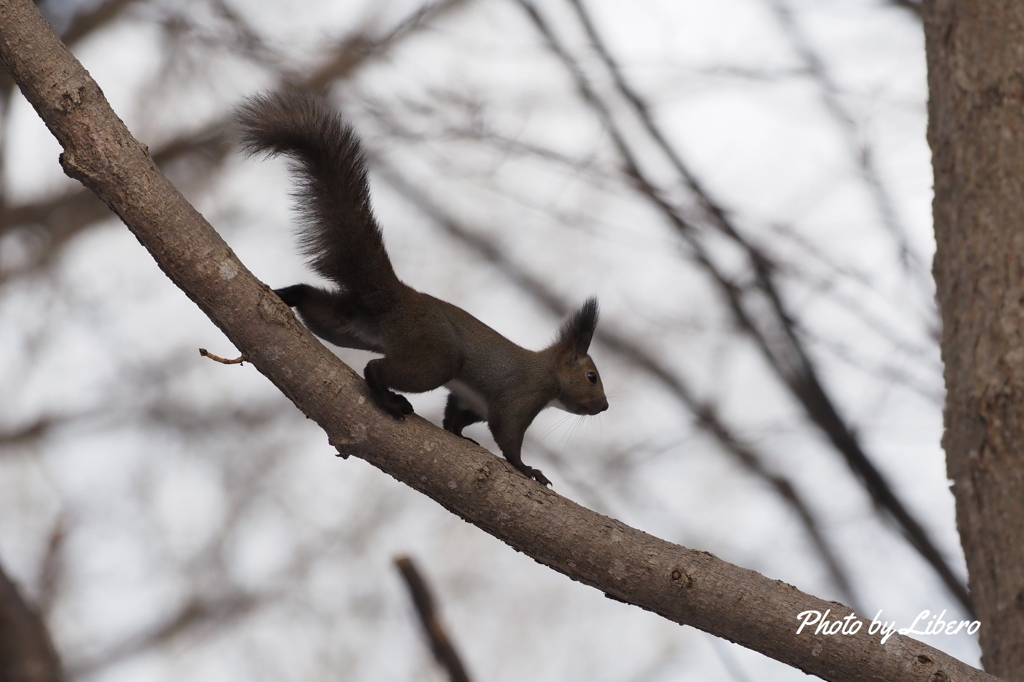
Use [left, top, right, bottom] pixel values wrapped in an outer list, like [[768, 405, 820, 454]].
[[68, 590, 264, 678], [0, 2, 994, 680], [395, 556, 473, 682], [765, 0, 925, 275], [59, 0, 140, 45]]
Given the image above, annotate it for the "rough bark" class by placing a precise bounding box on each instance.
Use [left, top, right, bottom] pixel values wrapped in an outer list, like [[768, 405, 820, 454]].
[[0, 562, 62, 682], [925, 2, 1024, 678], [0, 1, 1000, 680]]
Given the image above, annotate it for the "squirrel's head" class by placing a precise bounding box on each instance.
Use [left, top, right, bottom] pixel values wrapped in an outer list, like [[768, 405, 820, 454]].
[[551, 298, 608, 416]]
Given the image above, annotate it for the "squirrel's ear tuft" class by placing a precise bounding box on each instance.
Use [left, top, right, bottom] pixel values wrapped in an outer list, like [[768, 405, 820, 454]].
[[556, 297, 599, 359]]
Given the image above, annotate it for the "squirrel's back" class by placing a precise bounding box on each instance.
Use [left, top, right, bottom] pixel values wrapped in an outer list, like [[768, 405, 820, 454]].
[[236, 92, 400, 313]]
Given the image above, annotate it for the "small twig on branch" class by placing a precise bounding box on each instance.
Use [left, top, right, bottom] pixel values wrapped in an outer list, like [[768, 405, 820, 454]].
[[395, 556, 473, 682], [199, 348, 246, 365]]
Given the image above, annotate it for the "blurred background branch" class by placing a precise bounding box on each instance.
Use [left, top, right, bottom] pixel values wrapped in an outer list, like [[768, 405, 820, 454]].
[[395, 556, 473, 682]]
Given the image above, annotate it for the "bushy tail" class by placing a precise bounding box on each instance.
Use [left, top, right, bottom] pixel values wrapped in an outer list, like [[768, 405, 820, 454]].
[[236, 92, 401, 312]]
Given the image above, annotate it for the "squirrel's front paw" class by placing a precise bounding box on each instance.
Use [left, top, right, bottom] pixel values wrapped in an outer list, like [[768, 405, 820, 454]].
[[531, 469, 552, 487], [514, 463, 551, 487]]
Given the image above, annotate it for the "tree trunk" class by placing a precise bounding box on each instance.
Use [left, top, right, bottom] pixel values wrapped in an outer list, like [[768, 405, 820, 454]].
[[926, 2, 1024, 678]]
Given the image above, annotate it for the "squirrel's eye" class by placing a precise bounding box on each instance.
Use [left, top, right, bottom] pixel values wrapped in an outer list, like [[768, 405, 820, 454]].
[[586, 371, 598, 384]]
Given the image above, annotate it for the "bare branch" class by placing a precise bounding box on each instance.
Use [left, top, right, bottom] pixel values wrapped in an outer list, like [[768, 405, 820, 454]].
[[70, 591, 262, 678], [199, 347, 246, 364], [0, 415, 58, 448], [304, 0, 472, 91], [765, 0, 925, 275], [33, 515, 68, 618], [395, 556, 473, 682], [61, 0, 140, 45]]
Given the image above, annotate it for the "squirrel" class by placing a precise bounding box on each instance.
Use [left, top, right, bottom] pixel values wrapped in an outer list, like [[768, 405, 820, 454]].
[[235, 92, 608, 486]]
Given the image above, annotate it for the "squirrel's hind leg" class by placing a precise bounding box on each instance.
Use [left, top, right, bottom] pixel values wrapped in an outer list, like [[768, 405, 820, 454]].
[[442, 392, 484, 444], [363, 345, 458, 420]]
